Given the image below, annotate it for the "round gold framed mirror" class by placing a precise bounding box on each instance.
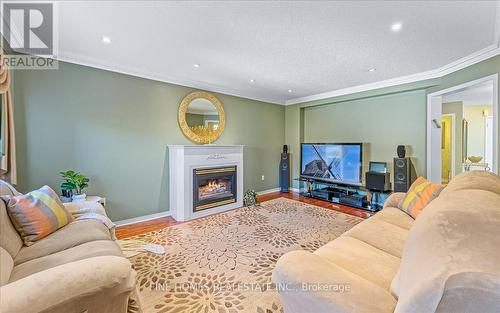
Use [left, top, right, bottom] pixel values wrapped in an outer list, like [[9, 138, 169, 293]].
[[178, 91, 226, 144]]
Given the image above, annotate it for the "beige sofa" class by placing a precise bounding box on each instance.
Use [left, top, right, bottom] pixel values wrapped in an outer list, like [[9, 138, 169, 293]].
[[0, 192, 137, 313], [273, 171, 500, 313]]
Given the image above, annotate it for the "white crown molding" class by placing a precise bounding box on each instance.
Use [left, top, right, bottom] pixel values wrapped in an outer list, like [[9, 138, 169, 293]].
[[285, 44, 500, 105], [55, 52, 285, 105], [53, 1, 500, 108], [287, 2, 500, 105], [57, 43, 500, 108]]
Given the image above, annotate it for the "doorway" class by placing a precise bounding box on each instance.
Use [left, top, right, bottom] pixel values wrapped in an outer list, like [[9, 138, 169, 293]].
[[427, 74, 498, 183], [485, 116, 493, 168], [441, 114, 455, 184]]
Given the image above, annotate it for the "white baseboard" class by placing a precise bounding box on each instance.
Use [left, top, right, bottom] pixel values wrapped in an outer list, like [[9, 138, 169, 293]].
[[256, 187, 281, 195], [257, 187, 303, 195], [115, 187, 294, 226], [291, 187, 301, 193], [114, 211, 172, 226]]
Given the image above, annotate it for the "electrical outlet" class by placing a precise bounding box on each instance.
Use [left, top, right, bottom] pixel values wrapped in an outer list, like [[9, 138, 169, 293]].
[[261, 175, 265, 181]]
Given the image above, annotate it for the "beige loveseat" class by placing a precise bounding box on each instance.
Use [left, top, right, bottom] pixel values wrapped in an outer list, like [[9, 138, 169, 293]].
[[0, 190, 137, 313], [273, 171, 500, 313]]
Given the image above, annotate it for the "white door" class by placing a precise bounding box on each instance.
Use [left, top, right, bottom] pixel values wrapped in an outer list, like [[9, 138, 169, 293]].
[[485, 116, 493, 172]]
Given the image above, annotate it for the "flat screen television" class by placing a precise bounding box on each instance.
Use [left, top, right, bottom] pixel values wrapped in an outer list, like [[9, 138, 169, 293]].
[[300, 143, 363, 186]]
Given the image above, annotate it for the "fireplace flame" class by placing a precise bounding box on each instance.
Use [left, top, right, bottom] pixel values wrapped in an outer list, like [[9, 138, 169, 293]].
[[208, 180, 221, 189], [199, 179, 230, 199]]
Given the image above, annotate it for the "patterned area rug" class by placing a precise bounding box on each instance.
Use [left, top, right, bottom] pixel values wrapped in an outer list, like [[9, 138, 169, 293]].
[[127, 197, 362, 313]]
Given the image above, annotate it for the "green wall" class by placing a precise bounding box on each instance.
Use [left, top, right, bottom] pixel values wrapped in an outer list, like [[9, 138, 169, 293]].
[[302, 90, 426, 183], [464, 104, 493, 158], [427, 54, 500, 174], [14, 53, 500, 218], [285, 81, 439, 189], [286, 54, 500, 189], [14, 62, 285, 221], [185, 113, 205, 126], [185, 113, 220, 127], [442, 101, 463, 176]]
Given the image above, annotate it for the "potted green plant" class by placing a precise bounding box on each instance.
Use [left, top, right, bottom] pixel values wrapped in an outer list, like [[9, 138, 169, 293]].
[[60, 170, 90, 202], [243, 189, 259, 207]]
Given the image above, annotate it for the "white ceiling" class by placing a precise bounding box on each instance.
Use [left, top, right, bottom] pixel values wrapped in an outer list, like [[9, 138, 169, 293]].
[[55, 1, 500, 104], [443, 80, 494, 106]]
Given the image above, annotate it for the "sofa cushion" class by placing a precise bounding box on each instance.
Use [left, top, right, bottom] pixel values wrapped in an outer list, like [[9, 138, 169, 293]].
[[9, 239, 123, 282], [0, 247, 13, 286], [0, 200, 22, 258], [382, 192, 406, 210], [440, 170, 500, 197], [343, 217, 409, 258], [316, 236, 401, 290], [5, 186, 73, 246], [14, 220, 113, 265], [394, 188, 500, 313], [273, 250, 397, 313], [390, 267, 401, 299], [372, 207, 414, 231]]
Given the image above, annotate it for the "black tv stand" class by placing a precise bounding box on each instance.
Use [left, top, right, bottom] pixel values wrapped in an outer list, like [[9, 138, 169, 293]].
[[295, 178, 391, 212]]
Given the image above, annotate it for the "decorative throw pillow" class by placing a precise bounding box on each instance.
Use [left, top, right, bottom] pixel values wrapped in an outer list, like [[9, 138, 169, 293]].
[[4, 185, 73, 246], [400, 176, 443, 219]]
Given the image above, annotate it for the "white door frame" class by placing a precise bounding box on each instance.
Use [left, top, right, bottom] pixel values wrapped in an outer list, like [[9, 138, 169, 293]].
[[485, 115, 494, 170], [426, 73, 499, 182], [442, 113, 456, 179]]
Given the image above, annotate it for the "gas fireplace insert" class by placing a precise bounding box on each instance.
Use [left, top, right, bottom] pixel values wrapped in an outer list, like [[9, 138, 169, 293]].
[[193, 166, 237, 212]]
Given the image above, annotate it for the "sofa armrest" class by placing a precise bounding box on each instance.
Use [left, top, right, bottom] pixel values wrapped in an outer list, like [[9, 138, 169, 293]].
[[383, 192, 406, 209], [272, 250, 396, 313], [1, 256, 136, 313], [64, 200, 107, 218]]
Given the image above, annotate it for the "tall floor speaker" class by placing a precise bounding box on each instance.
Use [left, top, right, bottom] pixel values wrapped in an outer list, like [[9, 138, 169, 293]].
[[394, 157, 413, 192], [280, 145, 290, 192]]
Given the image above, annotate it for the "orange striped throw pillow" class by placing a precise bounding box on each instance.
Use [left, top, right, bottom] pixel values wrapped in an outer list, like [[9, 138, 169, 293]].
[[4, 185, 73, 246], [400, 177, 443, 219]]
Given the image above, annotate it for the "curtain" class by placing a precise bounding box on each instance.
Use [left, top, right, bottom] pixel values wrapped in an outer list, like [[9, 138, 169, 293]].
[[0, 50, 17, 184]]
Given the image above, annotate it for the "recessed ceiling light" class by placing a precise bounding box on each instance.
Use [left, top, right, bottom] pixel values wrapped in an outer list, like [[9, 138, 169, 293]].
[[369, 68, 376, 73], [288, 89, 293, 93], [391, 23, 402, 31], [102, 36, 111, 44], [250, 79, 255, 83], [193, 64, 200, 68]]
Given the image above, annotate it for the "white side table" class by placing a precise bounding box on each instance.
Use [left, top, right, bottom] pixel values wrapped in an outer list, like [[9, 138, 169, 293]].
[[85, 196, 106, 206], [62, 195, 106, 206]]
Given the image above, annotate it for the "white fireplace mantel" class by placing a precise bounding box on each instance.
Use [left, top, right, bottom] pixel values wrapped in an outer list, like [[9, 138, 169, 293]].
[[167, 145, 244, 221]]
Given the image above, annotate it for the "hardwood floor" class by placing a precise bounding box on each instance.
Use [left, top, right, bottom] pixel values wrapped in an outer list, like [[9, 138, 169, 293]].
[[258, 191, 374, 219], [116, 191, 373, 239], [115, 217, 179, 239]]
